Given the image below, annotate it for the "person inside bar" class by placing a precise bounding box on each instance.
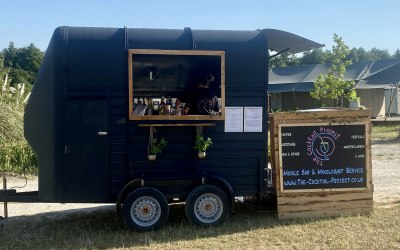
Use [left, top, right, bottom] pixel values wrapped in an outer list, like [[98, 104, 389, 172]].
[[176, 73, 221, 116], [192, 73, 221, 115]]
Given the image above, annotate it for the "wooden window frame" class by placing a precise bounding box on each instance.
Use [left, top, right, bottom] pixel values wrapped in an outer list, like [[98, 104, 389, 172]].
[[128, 49, 225, 121]]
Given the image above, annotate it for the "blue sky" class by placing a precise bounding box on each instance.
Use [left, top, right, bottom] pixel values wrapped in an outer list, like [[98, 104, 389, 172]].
[[1, 0, 399, 54]]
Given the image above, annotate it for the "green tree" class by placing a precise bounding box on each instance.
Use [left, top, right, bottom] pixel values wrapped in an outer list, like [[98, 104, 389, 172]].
[[310, 34, 358, 107], [271, 46, 400, 70], [393, 49, 400, 58], [0, 54, 8, 82], [346, 47, 369, 62], [365, 47, 391, 61], [269, 54, 300, 69], [1, 42, 44, 85], [300, 48, 332, 65]]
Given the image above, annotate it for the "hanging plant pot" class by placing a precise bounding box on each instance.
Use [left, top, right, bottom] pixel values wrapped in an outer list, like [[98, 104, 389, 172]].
[[148, 154, 157, 161], [198, 151, 206, 159]]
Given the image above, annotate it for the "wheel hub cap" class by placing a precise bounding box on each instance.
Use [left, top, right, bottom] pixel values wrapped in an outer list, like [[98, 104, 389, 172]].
[[194, 193, 223, 223], [131, 196, 161, 227]]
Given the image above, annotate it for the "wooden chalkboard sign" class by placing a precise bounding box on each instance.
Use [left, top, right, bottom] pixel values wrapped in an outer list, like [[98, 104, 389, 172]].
[[270, 110, 373, 219], [279, 123, 368, 191]]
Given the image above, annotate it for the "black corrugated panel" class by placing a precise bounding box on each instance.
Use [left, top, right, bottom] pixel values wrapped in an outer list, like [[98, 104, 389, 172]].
[[127, 28, 193, 50], [108, 89, 129, 199]]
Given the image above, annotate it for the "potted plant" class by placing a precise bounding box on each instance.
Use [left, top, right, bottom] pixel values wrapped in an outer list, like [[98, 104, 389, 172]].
[[348, 90, 361, 109], [194, 136, 212, 159], [148, 138, 167, 161]]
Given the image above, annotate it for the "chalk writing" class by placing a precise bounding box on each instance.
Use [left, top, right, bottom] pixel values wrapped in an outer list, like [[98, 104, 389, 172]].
[[317, 168, 344, 175], [351, 135, 365, 139], [343, 145, 365, 149], [283, 177, 364, 186], [280, 124, 367, 190]]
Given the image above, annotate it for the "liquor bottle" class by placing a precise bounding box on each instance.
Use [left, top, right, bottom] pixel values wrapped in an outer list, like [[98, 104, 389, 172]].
[[153, 100, 159, 115], [145, 98, 153, 115], [159, 96, 166, 115]]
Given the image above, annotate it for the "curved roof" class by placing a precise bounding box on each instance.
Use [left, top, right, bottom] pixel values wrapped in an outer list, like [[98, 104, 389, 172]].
[[261, 29, 325, 54]]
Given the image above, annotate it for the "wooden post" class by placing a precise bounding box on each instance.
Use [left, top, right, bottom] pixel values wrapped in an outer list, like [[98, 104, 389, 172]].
[[2, 173, 8, 219]]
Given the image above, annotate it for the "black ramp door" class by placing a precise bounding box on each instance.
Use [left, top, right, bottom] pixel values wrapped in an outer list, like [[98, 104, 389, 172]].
[[65, 100, 109, 202]]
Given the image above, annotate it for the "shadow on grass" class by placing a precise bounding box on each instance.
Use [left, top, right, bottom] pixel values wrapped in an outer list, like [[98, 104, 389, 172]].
[[0, 202, 332, 249], [372, 136, 400, 145]]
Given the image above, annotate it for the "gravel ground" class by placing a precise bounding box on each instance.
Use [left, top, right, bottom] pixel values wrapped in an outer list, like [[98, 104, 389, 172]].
[[1, 138, 399, 220], [371, 138, 400, 203]]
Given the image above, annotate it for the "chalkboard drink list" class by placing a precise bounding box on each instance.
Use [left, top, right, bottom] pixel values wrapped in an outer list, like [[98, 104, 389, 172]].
[[280, 124, 367, 190]]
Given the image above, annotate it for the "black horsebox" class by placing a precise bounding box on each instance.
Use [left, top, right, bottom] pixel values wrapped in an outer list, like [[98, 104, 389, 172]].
[[0, 27, 322, 230]]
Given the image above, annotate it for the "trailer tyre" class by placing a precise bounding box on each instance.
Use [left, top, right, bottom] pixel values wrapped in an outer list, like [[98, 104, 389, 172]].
[[185, 184, 230, 226], [122, 187, 169, 231]]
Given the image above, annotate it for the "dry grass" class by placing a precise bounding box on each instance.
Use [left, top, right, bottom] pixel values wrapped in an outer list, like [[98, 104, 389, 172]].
[[1, 202, 399, 249], [372, 124, 400, 141]]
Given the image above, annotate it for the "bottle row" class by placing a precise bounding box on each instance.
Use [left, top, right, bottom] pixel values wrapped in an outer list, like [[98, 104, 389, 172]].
[[133, 97, 190, 116]]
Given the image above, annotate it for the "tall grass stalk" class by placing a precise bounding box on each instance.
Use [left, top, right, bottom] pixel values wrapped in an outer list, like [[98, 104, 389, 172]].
[[0, 103, 24, 143], [0, 142, 37, 174], [0, 73, 37, 174]]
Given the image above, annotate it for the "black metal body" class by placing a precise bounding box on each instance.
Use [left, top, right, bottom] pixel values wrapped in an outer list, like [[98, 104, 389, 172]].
[[13, 27, 269, 204]]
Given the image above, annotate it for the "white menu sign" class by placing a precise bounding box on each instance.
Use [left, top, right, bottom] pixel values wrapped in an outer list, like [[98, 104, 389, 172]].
[[244, 107, 263, 132], [224, 107, 243, 132]]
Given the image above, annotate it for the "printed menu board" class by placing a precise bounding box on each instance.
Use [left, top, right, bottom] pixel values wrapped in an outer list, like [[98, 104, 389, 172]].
[[279, 124, 367, 191]]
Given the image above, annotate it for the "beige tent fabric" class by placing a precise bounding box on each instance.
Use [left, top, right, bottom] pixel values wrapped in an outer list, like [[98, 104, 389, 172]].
[[385, 88, 400, 115], [357, 89, 385, 117]]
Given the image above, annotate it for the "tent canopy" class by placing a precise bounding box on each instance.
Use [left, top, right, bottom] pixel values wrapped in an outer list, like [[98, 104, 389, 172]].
[[357, 59, 400, 88], [269, 59, 400, 92]]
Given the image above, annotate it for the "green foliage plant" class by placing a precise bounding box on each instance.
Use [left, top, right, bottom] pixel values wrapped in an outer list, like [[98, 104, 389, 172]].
[[310, 34, 359, 107], [0, 142, 38, 174], [194, 136, 213, 152], [0, 71, 37, 174], [348, 89, 360, 102], [149, 138, 167, 155]]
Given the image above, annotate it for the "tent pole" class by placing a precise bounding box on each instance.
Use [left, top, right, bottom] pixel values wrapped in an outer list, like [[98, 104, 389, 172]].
[[269, 48, 290, 59], [385, 85, 398, 121]]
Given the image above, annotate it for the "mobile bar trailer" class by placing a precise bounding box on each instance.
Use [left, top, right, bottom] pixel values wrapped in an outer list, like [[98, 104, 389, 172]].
[[0, 27, 322, 231]]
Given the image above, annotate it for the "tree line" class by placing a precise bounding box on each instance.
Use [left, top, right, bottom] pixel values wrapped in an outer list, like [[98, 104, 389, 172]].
[[1, 41, 400, 85], [270, 47, 400, 69], [0, 42, 44, 86]]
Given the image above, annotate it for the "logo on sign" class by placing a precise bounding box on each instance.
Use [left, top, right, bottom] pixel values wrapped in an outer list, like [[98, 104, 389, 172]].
[[306, 127, 340, 166]]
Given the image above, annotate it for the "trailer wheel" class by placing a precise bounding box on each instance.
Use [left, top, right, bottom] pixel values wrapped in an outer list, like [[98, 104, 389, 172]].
[[122, 187, 169, 231], [185, 184, 230, 226]]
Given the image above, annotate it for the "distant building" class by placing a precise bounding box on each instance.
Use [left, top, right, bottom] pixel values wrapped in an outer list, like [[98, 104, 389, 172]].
[[269, 59, 400, 117]]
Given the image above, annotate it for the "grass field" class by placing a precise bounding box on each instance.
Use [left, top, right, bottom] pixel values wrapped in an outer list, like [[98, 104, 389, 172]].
[[1, 202, 399, 249]]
